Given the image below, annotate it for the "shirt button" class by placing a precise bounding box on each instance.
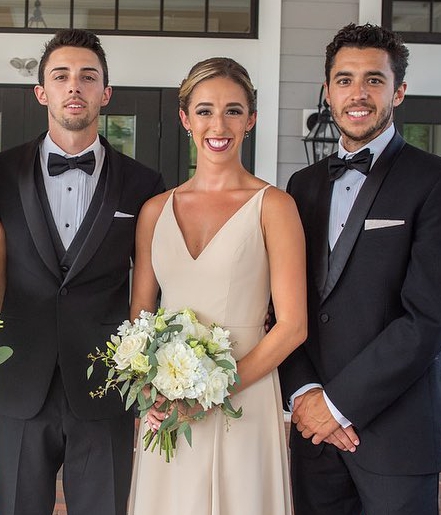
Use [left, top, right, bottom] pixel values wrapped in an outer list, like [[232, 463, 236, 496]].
[[65, 223, 70, 228], [320, 313, 329, 323], [61, 265, 69, 273], [341, 223, 345, 228], [346, 186, 350, 191], [67, 187, 72, 191], [60, 287, 68, 296]]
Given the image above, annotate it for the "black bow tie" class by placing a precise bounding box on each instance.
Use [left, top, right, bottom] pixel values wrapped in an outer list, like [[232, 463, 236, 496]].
[[328, 148, 373, 182], [48, 151, 95, 177]]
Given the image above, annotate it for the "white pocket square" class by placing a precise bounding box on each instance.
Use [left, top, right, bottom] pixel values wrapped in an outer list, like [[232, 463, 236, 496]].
[[114, 211, 134, 218], [364, 219, 405, 230]]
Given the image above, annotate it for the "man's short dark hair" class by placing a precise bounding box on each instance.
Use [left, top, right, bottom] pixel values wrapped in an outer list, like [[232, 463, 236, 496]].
[[38, 28, 109, 87], [325, 23, 409, 90]]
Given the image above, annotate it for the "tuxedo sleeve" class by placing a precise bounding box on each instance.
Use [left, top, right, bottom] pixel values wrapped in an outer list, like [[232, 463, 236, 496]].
[[279, 169, 323, 409], [325, 174, 441, 429], [278, 345, 321, 410]]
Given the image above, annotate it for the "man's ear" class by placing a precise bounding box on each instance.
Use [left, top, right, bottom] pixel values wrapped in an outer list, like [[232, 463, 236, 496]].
[[34, 84, 48, 106], [393, 82, 407, 108], [324, 82, 330, 107], [101, 86, 112, 107]]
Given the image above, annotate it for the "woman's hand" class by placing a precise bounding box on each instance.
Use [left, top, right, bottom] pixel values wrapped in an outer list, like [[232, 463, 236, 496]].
[[145, 390, 167, 432]]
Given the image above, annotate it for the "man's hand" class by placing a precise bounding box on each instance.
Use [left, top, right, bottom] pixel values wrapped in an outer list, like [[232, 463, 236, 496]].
[[324, 425, 359, 452], [292, 388, 359, 451]]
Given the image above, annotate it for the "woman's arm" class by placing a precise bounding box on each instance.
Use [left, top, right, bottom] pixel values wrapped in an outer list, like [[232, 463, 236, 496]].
[[235, 186, 307, 392], [130, 193, 171, 321]]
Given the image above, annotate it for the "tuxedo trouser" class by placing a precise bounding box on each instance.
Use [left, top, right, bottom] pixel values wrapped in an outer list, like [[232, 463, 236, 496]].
[[0, 367, 134, 515], [291, 440, 439, 515]]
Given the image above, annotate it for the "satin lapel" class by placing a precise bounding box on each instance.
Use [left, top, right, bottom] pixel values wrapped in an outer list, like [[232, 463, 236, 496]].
[[321, 132, 406, 302], [311, 162, 333, 297], [18, 135, 62, 281], [63, 138, 123, 285]]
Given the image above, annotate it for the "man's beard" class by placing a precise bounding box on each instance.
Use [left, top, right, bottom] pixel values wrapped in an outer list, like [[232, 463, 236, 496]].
[[332, 102, 394, 145], [49, 108, 98, 132], [60, 114, 95, 132]]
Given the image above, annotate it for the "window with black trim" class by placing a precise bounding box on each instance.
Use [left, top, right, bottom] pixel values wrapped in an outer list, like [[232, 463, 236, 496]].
[[0, 0, 258, 38], [383, 0, 441, 43], [395, 95, 441, 156]]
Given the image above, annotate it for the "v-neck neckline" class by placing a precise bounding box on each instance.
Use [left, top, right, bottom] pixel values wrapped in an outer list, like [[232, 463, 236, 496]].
[[170, 186, 269, 261]]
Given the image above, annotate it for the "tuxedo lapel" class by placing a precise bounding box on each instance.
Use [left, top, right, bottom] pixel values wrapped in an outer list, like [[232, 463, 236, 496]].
[[18, 136, 62, 282], [321, 132, 406, 302], [62, 139, 123, 284], [310, 164, 332, 297]]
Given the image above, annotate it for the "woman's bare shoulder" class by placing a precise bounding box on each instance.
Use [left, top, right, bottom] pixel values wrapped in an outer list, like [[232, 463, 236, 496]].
[[262, 185, 299, 212], [138, 189, 174, 226]]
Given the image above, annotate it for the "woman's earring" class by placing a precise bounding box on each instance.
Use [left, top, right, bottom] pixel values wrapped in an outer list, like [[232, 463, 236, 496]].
[[244, 131, 250, 139], [187, 130, 192, 138]]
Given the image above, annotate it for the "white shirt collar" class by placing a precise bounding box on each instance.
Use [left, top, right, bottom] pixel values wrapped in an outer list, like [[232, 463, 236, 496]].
[[338, 123, 396, 167]]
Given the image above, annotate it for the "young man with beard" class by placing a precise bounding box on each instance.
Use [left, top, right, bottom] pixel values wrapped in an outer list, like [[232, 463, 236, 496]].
[[0, 29, 164, 515], [280, 23, 441, 515]]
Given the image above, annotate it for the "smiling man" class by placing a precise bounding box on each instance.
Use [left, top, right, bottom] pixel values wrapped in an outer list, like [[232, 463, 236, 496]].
[[0, 29, 164, 515], [280, 23, 441, 515]]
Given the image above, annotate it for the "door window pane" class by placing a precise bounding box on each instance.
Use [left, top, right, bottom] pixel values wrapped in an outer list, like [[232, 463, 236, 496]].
[[74, 0, 115, 30], [27, 0, 69, 29], [99, 115, 136, 159], [119, 0, 160, 31], [163, 0, 205, 32], [392, 1, 430, 32], [0, 0, 24, 27], [210, 0, 251, 33], [403, 123, 441, 156]]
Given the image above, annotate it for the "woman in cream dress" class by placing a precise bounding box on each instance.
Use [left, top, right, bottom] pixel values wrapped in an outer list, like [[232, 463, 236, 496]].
[[128, 57, 307, 515]]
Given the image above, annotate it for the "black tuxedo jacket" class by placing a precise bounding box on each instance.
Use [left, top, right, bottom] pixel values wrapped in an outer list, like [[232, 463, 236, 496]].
[[281, 131, 441, 475], [0, 133, 164, 420]]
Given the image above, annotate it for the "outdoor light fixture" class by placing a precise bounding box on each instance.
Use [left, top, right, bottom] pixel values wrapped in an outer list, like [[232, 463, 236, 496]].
[[303, 85, 340, 164], [9, 57, 38, 76]]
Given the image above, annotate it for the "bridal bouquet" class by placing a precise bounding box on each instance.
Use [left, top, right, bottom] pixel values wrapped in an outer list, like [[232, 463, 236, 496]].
[[87, 308, 242, 462]]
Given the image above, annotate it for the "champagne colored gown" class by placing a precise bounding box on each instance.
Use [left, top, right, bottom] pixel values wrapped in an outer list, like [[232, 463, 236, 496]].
[[128, 185, 292, 515]]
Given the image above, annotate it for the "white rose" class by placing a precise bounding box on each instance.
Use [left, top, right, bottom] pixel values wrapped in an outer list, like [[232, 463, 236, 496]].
[[113, 333, 147, 370], [130, 353, 151, 374], [199, 367, 229, 410]]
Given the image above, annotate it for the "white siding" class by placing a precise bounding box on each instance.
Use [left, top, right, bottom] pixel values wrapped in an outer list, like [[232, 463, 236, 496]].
[[278, 0, 359, 189]]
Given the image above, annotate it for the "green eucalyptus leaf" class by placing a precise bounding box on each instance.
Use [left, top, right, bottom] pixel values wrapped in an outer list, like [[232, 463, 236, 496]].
[[215, 359, 235, 370], [0, 346, 13, 365], [86, 364, 94, 379]]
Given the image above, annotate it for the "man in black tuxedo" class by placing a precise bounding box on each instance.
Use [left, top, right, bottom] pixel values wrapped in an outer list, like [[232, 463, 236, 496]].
[[280, 23, 441, 515], [0, 29, 164, 515]]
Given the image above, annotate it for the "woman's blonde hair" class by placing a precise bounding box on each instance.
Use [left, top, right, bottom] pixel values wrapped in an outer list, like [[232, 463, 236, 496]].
[[179, 57, 256, 115]]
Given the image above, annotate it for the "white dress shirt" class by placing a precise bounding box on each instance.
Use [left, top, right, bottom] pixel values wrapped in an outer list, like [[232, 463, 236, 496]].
[[291, 124, 396, 428], [39, 133, 105, 249]]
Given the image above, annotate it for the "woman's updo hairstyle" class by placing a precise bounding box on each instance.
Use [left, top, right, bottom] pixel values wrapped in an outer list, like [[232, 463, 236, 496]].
[[179, 57, 256, 115]]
